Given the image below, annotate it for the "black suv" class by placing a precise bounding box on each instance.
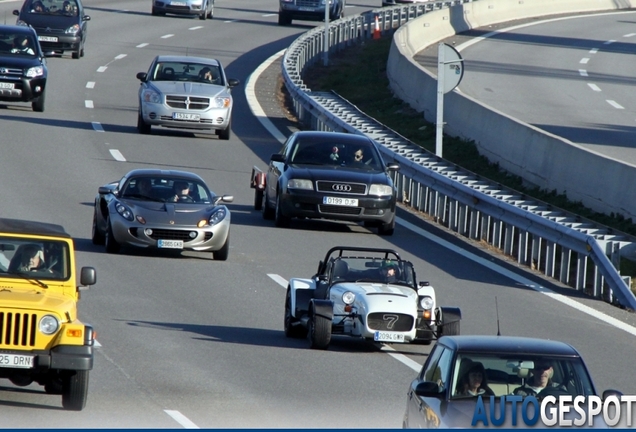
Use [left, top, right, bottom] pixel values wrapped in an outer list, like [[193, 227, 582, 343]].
[[0, 25, 48, 112], [13, 0, 90, 60]]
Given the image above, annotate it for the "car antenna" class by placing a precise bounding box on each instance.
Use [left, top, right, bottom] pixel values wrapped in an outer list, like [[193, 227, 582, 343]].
[[495, 296, 501, 336]]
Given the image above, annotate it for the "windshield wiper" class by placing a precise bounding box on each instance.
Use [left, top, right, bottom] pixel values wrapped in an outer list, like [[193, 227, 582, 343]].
[[8, 271, 48, 288]]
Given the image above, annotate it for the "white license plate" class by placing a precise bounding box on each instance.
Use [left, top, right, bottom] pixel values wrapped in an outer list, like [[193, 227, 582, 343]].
[[173, 112, 200, 121], [0, 83, 14, 89], [323, 196, 358, 206], [158, 239, 183, 249], [374, 331, 405, 343], [0, 354, 34, 369], [298, 7, 314, 11], [170, 1, 186, 5], [38, 36, 58, 42]]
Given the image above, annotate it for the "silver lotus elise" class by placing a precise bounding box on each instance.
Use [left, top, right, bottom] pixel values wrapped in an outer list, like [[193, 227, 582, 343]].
[[91, 169, 233, 260]]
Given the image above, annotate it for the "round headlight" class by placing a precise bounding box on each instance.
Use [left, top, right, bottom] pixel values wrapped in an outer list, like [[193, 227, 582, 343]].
[[420, 296, 434, 310], [342, 291, 355, 305], [39, 315, 59, 335]]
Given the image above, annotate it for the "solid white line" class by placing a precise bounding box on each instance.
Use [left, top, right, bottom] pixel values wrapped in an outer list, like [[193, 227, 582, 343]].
[[224, 19, 238, 23], [97, 66, 107, 72], [164, 410, 199, 429], [579, 69, 588, 77], [161, 34, 174, 39], [624, 33, 636, 38], [244, 49, 288, 144], [115, 54, 127, 60], [604, 39, 616, 45], [94, 339, 102, 348], [136, 43, 149, 48], [91, 122, 104, 132], [268, 273, 288, 288], [381, 346, 421, 372], [85, 100, 94, 108], [589, 48, 598, 54], [587, 83, 601, 91], [109, 149, 126, 161], [579, 57, 589, 64], [189, 26, 203, 30], [86, 81, 95, 89], [607, 100, 624, 109], [262, 13, 277, 17]]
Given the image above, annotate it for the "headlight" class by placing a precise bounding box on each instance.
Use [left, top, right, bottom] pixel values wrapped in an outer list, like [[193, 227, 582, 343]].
[[287, 179, 313, 190], [420, 296, 434, 310], [368, 184, 393, 196], [208, 208, 227, 226], [39, 315, 59, 335], [214, 97, 231, 108], [116, 203, 134, 221], [25, 66, 44, 78], [142, 89, 161, 104], [16, 20, 28, 26], [342, 291, 355, 305], [65, 24, 80, 34]]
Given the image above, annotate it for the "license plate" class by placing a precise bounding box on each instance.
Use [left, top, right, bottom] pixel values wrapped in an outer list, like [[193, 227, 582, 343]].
[[38, 36, 58, 42], [170, 1, 186, 5], [158, 239, 183, 249], [0, 354, 34, 369], [298, 7, 314, 11], [173, 112, 200, 121], [323, 196, 358, 206], [374, 331, 405, 343], [0, 83, 14, 89]]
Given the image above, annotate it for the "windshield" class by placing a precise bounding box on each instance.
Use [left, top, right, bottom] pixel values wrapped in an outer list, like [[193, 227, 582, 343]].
[[289, 138, 383, 170], [120, 176, 213, 204], [0, 237, 70, 280], [149, 61, 224, 85], [27, 0, 79, 16], [449, 354, 595, 400], [0, 32, 37, 57], [330, 257, 416, 288]]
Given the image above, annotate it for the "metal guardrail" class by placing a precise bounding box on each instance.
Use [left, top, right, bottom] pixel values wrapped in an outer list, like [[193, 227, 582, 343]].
[[280, 3, 636, 311]]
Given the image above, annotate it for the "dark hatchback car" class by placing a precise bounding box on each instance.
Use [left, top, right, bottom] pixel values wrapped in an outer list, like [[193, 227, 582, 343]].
[[14, 0, 90, 59], [0, 25, 48, 111], [260, 131, 399, 235], [278, 0, 345, 26], [403, 335, 623, 428]]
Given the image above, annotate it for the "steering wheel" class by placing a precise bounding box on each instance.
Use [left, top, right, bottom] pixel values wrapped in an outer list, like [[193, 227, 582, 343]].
[[538, 386, 571, 398], [178, 195, 194, 203]]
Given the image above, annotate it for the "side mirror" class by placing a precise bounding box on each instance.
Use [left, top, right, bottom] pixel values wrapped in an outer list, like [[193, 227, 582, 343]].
[[79, 266, 96, 289], [386, 163, 400, 171], [418, 281, 430, 287], [221, 194, 234, 203], [13, 10, 19, 16], [227, 78, 240, 88], [414, 381, 443, 398], [317, 275, 328, 283], [98, 185, 114, 195], [602, 389, 623, 400], [83, 15, 91, 21], [136, 72, 147, 82], [270, 153, 285, 163]]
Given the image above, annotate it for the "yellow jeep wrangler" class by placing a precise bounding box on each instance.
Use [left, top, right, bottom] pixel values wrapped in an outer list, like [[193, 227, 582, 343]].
[[0, 218, 96, 411]]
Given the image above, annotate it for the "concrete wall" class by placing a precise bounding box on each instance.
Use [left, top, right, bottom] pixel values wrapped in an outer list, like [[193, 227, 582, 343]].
[[387, 0, 636, 220]]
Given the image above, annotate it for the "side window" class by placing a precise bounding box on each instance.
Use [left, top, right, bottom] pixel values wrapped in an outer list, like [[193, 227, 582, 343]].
[[420, 345, 444, 381], [421, 346, 454, 394]]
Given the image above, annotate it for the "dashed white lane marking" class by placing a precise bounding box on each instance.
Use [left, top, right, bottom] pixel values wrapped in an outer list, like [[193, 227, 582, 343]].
[[604, 39, 616, 45], [86, 81, 95, 89], [262, 13, 276, 17], [97, 66, 107, 72], [91, 122, 104, 132], [85, 100, 94, 108], [161, 34, 174, 38], [109, 149, 126, 161], [589, 48, 598, 54], [624, 33, 636, 37], [579, 57, 589, 64], [267, 273, 288, 288], [579, 69, 588, 77], [164, 410, 199, 429], [607, 100, 624, 109], [224, 19, 238, 23], [115, 54, 127, 60], [189, 26, 203, 30], [93, 339, 102, 348], [381, 346, 421, 372], [587, 83, 601, 91], [136, 43, 149, 48]]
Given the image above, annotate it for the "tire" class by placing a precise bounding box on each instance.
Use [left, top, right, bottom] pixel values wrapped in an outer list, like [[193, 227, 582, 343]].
[[308, 310, 331, 350], [284, 289, 307, 338], [199, 3, 207, 20], [218, 119, 231, 140], [207, 2, 213, 18], [91, 209, 105, 245], [278, 12, 291, 26], [72, 42, 81, 59], [274, 193, 291, 228], [254, 189, 263, 211], [151, 6, 160, 15], [104, 217, 120, 254], [213, 233, 230, 261], [62, 370, 89, 411], [32, 90, 45, 112], [262, 191, 275, 220], [137, 110, 151, 134], [378, 216, 395, 236]]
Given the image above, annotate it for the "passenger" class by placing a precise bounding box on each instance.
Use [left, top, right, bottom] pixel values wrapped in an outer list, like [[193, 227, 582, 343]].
[[135, 178, 154, 199], [456, 362, 495, 397], [513, 360, 566, 397], [61, 1, 75, 15]]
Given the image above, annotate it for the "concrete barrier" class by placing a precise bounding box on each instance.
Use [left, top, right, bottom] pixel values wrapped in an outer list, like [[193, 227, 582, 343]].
[[387, 0, 636, 220]]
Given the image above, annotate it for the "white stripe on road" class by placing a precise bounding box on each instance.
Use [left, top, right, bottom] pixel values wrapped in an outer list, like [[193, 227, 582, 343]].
[[161, 34, 174, 39], [624, 33, 636, 37], [136, 43, 149, 48], [604, 40, 616, 45], [189, 26, 203, 30], [91, 122, 104, 132], [606, 100, 624, 109], [86, 81, 95, 89], [589, 48, 598, 54], [587, 83, 601, 91], [164, 410, 199, 429], [97, 66, 107, 72], [109, 149, 126, 161], [85, 100, 93, 108], [262, 13, 277, 17], [115, 54, 127, 60], [382, 345, 422, 372], [579, 57, 589, 64], [268, 273, 288, 288], [579, 69, 588, 77], [224, 19, 238, 23]]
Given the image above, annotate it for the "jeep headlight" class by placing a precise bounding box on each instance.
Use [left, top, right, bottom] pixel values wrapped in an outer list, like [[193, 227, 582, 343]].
[[65, 24, 80, 34], [214, 96, 231, 108], [39, 315, 59, 335], [26, 66, 44, 78], [287, 179, 313, 190], [142, 89, 161, 104], [368, 184, 393, 196], [420, 296, 434, 310], [208, 207, 227, 226], [342, 291, 355, 305], [116, 203, 134, 221], [16, 20, 28, 26]]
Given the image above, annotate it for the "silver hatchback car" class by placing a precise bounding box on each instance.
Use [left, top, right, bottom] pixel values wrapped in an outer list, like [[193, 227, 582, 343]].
[[151, 0, 214, 19], [136, 55, 239, 139]]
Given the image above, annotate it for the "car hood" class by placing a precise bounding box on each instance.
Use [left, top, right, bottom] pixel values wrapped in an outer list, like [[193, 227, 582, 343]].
[[149, 81, 229, 97], [118, 199, 222, 225], [0, 55, 43, 69], [19, 13, 80, 29], [336, 281, 416, 297], [288, 166, 389, 183], [0, 284, 76, 312]]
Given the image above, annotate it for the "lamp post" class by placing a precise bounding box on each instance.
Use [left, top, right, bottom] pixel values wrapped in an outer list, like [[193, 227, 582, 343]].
[[435, 43, 464, 158], [323, 0, 330, 66]]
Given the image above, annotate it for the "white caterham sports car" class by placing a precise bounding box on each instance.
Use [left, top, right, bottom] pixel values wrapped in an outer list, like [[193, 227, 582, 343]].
[[284, 246, 461, 350]]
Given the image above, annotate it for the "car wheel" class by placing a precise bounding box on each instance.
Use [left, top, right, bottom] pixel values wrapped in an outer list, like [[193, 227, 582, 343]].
[[378, 216, 395, 236], [284, 288, 307, 338], [278, 11, 291, 25], [62, 370, 89, 411], [218, 120, 231, 140], [72, 43, 81, 59], [274, 193, 291, 228], [104, 217, 120, 254], [199, 3, 207, 20], [151, 6, 159, 15], [91, 209, 105, 245], [32, 90, 45, 112], [207, 2, 213, 18], [262, 191, 275, 220], [213, 233, 230, 261], [308, 308, 331, 350], [253, 189, 263, 211], [137, 110, 151, 134]]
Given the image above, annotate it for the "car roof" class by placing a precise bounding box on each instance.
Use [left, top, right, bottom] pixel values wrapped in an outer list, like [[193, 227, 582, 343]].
[[0, 25, 37, 36], [437, 335, 582, 357], [125, 168, 206, 183], [154, 55, 220, 66], [291, 130, 374, 144], [0, 218, 70, 238]]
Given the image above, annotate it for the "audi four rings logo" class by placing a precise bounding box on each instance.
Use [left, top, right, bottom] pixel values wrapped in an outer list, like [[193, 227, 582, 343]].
[[383, 314, 399, 330], [332, 184, 351, 192]]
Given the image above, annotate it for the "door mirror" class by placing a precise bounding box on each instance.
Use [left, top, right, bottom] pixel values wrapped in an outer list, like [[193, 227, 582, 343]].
[[414, 381, 443, 397], [270, 153, 286, 163]]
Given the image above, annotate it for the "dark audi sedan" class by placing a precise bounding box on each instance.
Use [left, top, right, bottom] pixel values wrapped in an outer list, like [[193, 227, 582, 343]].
[[261, 131, 399, 235], [14, 0, 90, 59]]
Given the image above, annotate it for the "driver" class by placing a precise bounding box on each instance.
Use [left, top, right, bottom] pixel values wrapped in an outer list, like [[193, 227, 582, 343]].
[[171, 180, 192, 202], [512, 360, 566, 397]]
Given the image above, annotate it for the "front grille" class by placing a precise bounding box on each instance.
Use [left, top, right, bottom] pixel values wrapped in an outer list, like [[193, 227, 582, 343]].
[[0, 67, 23, 77], [319, 205, 361, 215], [204, 232, 213, 241], [296, 0, 320, 6], [367, 313, 414, 332], [148, 229, 193, 242], [165, 95, 210, 110], [316, 181, 367, 195], [0, 312, 37, 347], [33, 27, 64, 34]]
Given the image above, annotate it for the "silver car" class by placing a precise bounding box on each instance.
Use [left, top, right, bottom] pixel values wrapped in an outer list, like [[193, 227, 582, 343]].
[[152, 0, 214, 19], [91, 169, 233, 260], [136, 55, 239, 140]]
